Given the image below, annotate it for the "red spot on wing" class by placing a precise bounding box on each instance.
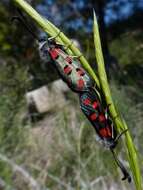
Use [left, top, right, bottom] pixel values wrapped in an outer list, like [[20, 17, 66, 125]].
[[99, 114, 106, 122], [92, 101, 98, 109], [78, 79, 84, 89], [99, 128, 107, 137], [90, 113, 97, 121], [64, 65, 72, 75], [99, 127, 112, 137], [107, 127, 112, 136], [83, 98, 91, 105], [49, 49, 59, 59]]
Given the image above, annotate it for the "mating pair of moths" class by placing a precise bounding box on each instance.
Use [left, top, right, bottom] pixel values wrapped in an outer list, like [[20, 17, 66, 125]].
[[13, 10, 131, 182], [39, 38, 116, 146]]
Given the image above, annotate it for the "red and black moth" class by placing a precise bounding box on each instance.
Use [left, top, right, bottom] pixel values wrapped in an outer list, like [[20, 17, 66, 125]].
[[12, 9, 131, 182], [80, 88, 116, 146]]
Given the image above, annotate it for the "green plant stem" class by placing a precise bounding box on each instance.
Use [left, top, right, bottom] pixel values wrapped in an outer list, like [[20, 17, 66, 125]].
[[93, 11, 142, 190]]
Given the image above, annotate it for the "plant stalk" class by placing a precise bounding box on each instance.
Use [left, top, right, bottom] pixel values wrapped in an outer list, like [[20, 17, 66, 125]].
[[93, 10, 142, 190]]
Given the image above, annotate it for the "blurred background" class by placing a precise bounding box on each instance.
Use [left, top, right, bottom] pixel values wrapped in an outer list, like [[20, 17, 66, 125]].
[[0, 0, 143, 189]]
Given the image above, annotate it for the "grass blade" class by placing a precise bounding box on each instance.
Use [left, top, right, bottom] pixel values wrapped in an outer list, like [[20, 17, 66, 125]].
[[93, 10, 142, 190]]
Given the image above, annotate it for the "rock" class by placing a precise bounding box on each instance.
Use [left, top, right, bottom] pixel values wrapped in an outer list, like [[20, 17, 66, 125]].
[[51, 79, 69, 93], [25, 79, 69, 114]]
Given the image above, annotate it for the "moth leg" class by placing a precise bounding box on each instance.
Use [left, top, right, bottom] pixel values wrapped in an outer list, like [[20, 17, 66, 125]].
[[104, 104, 118, 139], [68, 54, 83, 59], [64, 41, 74, 51], [48, 30, 62, 41], [104, 103, 112, 119], [115, 129, 128, 142]]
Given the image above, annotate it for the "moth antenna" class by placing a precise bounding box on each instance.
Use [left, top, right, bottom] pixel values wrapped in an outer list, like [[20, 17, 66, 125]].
[[12, 8, 39, 41], [115, 129, 128, 143], [111, 149, 131, 183]]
